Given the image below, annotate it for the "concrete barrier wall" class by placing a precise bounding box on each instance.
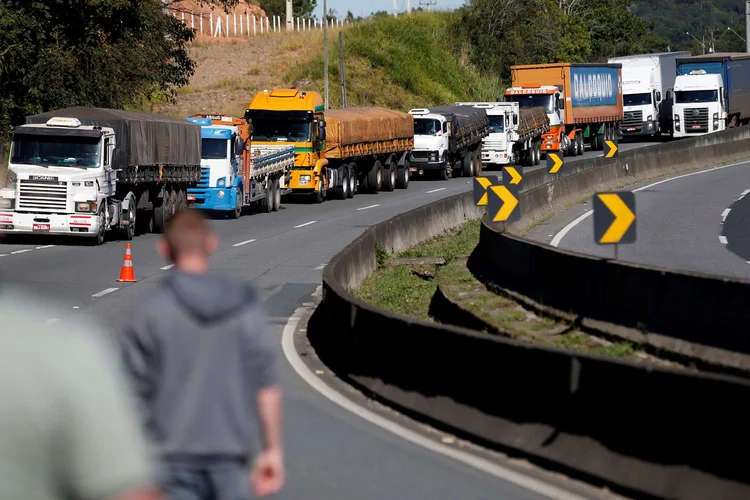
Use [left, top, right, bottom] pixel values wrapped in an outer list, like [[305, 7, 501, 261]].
[[310, 128, 750, 499]]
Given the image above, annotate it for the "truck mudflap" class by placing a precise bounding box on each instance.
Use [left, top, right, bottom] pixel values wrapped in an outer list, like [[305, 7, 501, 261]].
[[0, 212, 100, 237]]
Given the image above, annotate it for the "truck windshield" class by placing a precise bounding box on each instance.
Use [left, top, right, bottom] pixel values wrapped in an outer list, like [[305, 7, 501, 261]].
[[253, 120, 311, 143], [202, 138, 228, 160], [488, 116, 505, 133], [414, 118, 441, 135], [675, 90, 718, 103], [11, 135, 100, 168], [506, 95, 554, 114], [624, 93, 651, 106]]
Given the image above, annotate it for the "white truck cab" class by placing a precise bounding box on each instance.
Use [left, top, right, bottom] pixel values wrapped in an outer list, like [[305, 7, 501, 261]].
[[0, 117, 117, 239], [407, 109, 449, 172], [621, 70, 660, 136], [456, 102, 516, 166], [672, 71, 726, 137]]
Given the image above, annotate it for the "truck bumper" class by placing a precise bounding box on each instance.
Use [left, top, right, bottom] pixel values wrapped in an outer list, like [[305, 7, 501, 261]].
[[187, 187, 238, 211], [0, 212, 99, 237], [287, 170, 321, 193], [620, 120, 657, 136], [408, 158, 444, 171], [482, 150, 511, 165]]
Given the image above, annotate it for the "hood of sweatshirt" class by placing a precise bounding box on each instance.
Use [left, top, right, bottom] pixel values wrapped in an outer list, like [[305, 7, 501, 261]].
[[163, 270, 258, 323]]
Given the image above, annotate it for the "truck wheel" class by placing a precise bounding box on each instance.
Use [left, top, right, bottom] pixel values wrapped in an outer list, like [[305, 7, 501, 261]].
[[440, 157, 450, 180], [347, 164, 356, 198], [120, 197, 135, 241], [382, 162, 396, 192], [154, 199, 168, 234], [232, 188, 242, 219], [313, 177, 325, 204], [473, 149, 483, 174], [178, 189, 187, 211], [462, 152, 474, 177], [262, 182, 273, 211], [273, 178, 281, 211], [93, 207, 106, 246], [397, 163, 410, 189], [337, 168, 349, 199], [367, 161, 383, 192]]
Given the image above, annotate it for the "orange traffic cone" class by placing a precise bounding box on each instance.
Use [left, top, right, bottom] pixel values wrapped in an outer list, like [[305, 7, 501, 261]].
[[117, 243, 137, 283]]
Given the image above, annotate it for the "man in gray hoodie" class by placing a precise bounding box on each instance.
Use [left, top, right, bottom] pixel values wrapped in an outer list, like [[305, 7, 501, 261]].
[[119, 209, 284, 500]]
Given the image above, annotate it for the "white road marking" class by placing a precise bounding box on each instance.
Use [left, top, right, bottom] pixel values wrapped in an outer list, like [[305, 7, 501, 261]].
[[35, 245, 55, 250], [314, 263, 326, 270], [44, 318, 60, 325], [722, 208, 731, 221], [160, 264, 175, 271], [720, 235, 728, 245], [740, 189, 750, 199], [0, 254, 7, 258], [357, 204, 380, 211], [294, 220, 317, 229], [10, 249, 32, 255], [426, 188, 447, 194], [551, 159, 750, 247], [232, 239, 257, 247], [280, 288, 591, 500], [92, 287, 118, 298]]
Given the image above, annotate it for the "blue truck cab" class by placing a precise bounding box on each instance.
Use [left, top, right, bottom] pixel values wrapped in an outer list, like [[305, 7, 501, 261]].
[[186, 117, 245, 215]]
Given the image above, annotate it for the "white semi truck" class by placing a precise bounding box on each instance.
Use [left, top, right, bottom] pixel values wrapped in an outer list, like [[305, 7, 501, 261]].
[[607, 52, 691, 138], [0, 108, 202, 245], [456, 102, 550, 168]]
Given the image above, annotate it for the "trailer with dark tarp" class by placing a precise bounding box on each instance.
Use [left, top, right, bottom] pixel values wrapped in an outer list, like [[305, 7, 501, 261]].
[[1, 107, 202, 244]]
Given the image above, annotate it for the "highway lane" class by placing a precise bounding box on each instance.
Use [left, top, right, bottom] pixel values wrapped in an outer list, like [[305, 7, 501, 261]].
[[0, 140, 661, 499], [547, 159, 750, 280]]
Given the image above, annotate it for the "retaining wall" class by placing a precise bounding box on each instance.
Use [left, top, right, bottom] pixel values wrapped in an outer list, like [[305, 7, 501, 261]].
[[310, 127, 750, 499]]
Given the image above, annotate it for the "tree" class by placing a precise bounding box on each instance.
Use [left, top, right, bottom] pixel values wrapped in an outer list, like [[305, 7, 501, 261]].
[[258, 0, 317, 18], [0, 0, 233, 143]]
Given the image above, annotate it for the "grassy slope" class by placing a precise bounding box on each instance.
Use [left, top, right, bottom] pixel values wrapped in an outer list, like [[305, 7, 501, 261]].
[[286, 12, 504, 110]]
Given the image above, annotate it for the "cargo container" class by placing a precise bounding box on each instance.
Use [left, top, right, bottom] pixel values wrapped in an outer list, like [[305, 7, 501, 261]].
[[408, 105, 489, 179], [673, 53, 750, 137], [245, 89, 414, 202], [504, 63, 623, 156], [0, 108, 202, 244], [608, 52, 691, 138]]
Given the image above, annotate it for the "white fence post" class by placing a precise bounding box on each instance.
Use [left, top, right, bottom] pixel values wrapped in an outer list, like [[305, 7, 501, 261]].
[[246, 12, 250, 36], [266, 16, 270, 32], [233, 13, 237, 36], [210, 12, 214, 36], [253, 15, 257, 35], [200, 13, 203, 34], [260, 16, 264, 34], [214, 17, 222, 37], [240, 13, 243, 35]]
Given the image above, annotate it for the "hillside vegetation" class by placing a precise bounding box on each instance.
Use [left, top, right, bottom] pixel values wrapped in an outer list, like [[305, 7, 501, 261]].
[[287, 12, 504, 110]]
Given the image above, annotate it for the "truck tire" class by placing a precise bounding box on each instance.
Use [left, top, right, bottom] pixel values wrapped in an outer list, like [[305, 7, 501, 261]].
[[382, 161, 396, 192], [178, 188, 187, 211], [313, 177, 325, 204], [93, 206, 106, 246], [462, 151, 474, 177], [231, 188, 242, 219], [273, 178, 281, 211], [154, 200, 167, 233], [262, 180, 273, 211], [440, 156, 450, 180], [397, 163, 410, 189], [367, 161, 383, 192], [347, 164, 356, 198], [336, 167, 349, 200], [120, 195, 136, 241], [473, 148, 483, 174]]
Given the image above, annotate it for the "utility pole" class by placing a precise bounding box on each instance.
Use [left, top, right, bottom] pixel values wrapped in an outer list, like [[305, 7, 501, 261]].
[[339, 31, 347, 108], [393, 0, 398, 16], [407, 0, 411, 13], [324, 0, 329, 109], [746, 1, 750, 52], [286, 0, 293, 32]]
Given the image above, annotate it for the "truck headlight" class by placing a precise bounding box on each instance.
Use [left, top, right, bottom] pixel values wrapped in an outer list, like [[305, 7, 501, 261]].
[[76, 201, 97, 213], [713, 113, 719, 129], [0, 198, 13, 209], [429, 151, 438, 161], [647, 115, 653, 122], [674, 114, 680, 131], [217, 177, 226, 187], [299, 175, 311, 186]]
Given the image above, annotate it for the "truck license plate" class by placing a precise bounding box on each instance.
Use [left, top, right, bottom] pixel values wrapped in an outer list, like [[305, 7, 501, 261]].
[[692, 125, 701, 129], [32, 224, 50, 232], [626, 127, 636, 131]]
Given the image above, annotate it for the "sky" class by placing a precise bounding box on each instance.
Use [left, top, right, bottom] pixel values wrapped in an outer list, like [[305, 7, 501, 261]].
[[313, 0, 465, 18]]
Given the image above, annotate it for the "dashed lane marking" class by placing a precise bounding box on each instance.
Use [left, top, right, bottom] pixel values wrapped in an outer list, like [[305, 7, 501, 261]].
[[294, 221, 317, 229], [722, 208, 731, 222], [36, 245, 56, 250], [161, 264, 175, 271], [357, 204, 380, 211], [232, 239, 257, 247], [720, 235, 728, 245], [426, 188, 447, 194], [740, 189, 750, 200], [10, 249, 32, 255], [44, 318, 60, 325], [92, 288, 119, 298]]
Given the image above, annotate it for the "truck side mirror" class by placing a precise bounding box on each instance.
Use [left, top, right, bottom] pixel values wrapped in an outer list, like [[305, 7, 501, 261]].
[[513, 114, 518, 125], [557, 97, 564, 110], [655, 91, 661, 102], [234, 136, 245, 156], [723, 89, 728, 102], [318, 126, 326, 142], [666, 90, 673, 101]]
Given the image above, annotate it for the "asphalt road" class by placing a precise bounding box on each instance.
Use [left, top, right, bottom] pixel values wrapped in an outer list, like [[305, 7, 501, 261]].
[[0, 139, 659, 500], [548, 159, 750, 280]]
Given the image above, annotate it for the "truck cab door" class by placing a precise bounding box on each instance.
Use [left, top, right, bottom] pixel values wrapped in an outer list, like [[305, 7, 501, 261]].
[[102, 135, 116, 197]]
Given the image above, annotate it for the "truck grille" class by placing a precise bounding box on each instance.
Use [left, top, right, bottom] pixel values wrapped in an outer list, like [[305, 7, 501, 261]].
[[684, 108, 709, 133], [622, 110, 643, 132], [18, 179, 68, 212], [197, 168, 210, 188]]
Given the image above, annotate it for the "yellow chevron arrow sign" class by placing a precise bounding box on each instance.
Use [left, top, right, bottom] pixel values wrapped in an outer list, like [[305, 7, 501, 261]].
[[547, 153, 564, 174], [505, 166, 522, 185], [488, 185, 519, 222], [473, 176, 497, 206], [604, 140, 619, 159], [594, 192, 636, 244]]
